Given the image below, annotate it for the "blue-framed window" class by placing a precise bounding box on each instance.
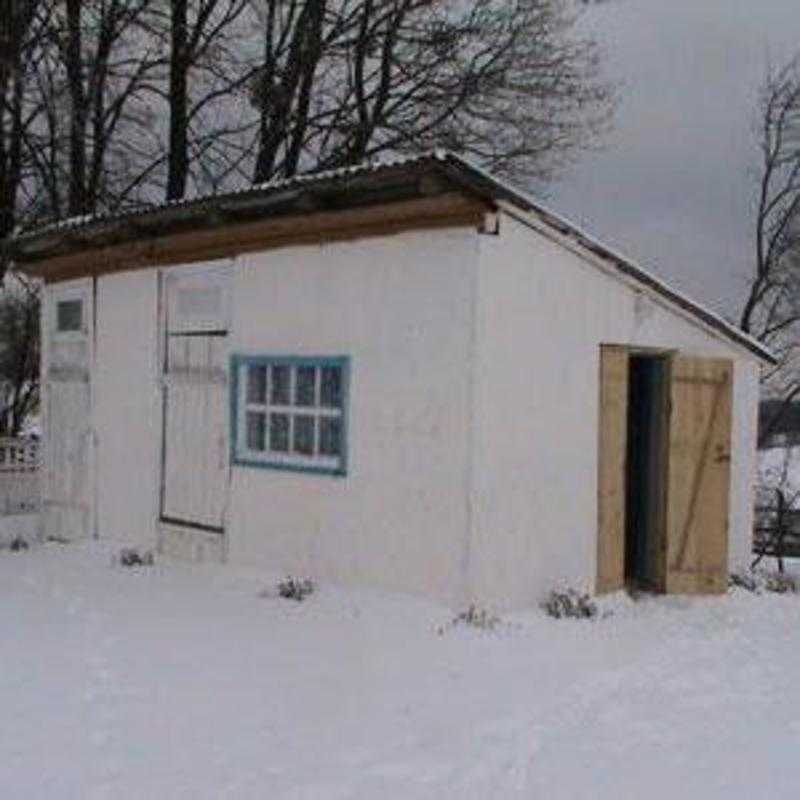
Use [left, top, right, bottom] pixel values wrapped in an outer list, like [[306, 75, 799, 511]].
[[231, 355, 349, 476]]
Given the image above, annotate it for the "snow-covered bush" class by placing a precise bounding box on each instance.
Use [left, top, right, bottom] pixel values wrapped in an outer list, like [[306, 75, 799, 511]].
[[118, 548, 154, 568], [542, 587, 597, 619], [277, 576, 314, 602], [729, 572, 759, 593], [455, 604, 500, 631], [437, 604, 502, 635], [729, 569, 798, 595], [764, 572, 798, 594]]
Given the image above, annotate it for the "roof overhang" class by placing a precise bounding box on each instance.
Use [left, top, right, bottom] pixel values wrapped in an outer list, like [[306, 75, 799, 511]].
[[6, 149, 775, 365], [9, 153, 483, 270]]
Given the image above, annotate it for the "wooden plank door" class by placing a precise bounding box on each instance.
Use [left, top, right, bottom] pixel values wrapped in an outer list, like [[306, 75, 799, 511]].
[[665, 356, 733, 594], [160, 263, 231, 532], [44, 279, 94, 540], [596, 345, 629, 593]]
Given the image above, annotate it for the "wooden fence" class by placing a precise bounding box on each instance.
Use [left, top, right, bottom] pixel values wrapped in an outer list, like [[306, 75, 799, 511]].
[[0, 438, 41, 515]]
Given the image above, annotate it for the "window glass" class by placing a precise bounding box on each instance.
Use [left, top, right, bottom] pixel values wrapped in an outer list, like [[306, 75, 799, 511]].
[[57, 299, 83, 333], [293, 415, 315, 455], [320, 366, 342, 408], [247, 365, 267, 404], [295, 366, 316, 407], [269, 413, 290, 453], [271, 365, 290, 405], [246, 411, 266, 451], [234, 356, 348, 473], [319, 418, 342, 456]]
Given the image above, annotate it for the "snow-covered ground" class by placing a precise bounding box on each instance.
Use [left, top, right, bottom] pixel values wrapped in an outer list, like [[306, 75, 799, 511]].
[[2, 542, 800, 800]]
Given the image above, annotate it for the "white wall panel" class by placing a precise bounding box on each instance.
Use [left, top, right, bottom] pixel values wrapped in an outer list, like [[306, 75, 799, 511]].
[[62, 208, 761, 610], [94, 270, 160, 548]]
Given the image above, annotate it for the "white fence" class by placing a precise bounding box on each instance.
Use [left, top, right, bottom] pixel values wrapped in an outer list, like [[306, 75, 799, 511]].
[[0, 438, 41, 515]]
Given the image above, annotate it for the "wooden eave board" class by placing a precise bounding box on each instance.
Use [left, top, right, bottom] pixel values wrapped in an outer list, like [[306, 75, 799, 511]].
[[20, 193, 488, 283]]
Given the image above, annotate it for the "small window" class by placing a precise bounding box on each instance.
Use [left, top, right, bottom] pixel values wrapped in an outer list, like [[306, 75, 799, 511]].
[[233, 356, 349, 475], [57, 299, 83, 333]]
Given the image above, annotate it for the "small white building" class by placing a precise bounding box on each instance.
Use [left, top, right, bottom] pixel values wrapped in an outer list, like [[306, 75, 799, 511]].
[[11, 152, 772, 609]]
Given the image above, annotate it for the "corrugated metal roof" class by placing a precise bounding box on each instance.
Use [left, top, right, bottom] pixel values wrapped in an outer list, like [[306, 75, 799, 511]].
[[15, 150, 449, 238], [9, 148, 775, 364]]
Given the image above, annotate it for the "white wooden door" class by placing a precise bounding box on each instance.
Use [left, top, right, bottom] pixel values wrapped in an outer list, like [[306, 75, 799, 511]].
[[160, 264, 231, 531], [44, 279, 94, 539]]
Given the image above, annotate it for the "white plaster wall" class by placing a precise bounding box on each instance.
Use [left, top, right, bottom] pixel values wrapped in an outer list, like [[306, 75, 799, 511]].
[[226, 228, 479, 605], [0, 513, 40, 547], [728, 361, 760, 573], [94, 270, 161, 548], [469, 211, 762, 608], [42, 278, 94, 542], [56, 207, 760, 608]]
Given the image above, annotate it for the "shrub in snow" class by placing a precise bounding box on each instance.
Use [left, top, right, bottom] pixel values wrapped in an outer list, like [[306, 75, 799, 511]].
[[729, 572, 759, 593], [436, 604, 503, 635], [453, 604, 501, 631], [542, 588, 597, 620], [277, 576, 314, 602], [729, 570, 798, 595], [8, 536, 29, 552], [764, 572, 797, 594], [118, 548, 154, 568]]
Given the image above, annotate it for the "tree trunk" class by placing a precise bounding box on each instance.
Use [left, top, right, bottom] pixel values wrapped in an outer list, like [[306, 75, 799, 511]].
[[167, 0, 190, 201], [0, 0, 32, 272], [65, 0, 88, 216]]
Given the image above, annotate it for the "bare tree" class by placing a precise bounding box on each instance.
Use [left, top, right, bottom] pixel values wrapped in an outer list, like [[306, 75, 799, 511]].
[[248, 0, 613, 184], [249, 0, 328, 182], [741, 54, 800, 446], [0, 0, 613, 251], [155, 0, 251, 201], [41, 0, 161, 216], [1, 0, 612, 232], [0, 1, 51, 279], [0, 274, 39, 437]]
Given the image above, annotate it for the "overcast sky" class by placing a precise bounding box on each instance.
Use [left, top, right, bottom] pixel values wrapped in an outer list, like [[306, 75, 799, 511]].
[[550, 0, 800, 321]]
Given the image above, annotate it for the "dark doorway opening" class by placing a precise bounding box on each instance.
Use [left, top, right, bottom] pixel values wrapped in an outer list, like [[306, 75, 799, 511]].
[[625, 355, 669, 590]]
